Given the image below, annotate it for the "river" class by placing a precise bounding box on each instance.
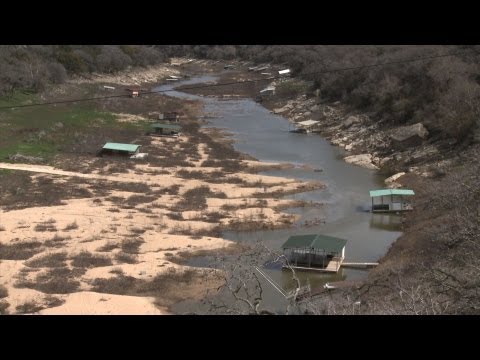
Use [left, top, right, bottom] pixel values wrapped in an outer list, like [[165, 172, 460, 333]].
[[154, 75, 402, 314]]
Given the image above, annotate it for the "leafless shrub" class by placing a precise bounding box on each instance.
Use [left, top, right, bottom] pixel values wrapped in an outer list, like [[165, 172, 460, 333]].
[[34, 221, 57, 232], [44, 234, 72, 248], [16, 268, 82, 294], [97, 241, 120, 252], [168, 223, 193, 236], [0, 241, 43, 260], [63, 221, 79, 231], [25, 252, 67, 268], [109, 267, 124, 275], [0, 285, 8, 299], [115, 252, 138, 264], [125, 195, 157, 207], [129, 227, 146, 235], [0, 301, 9, 314], [166, 212, 184, 221], [16, 301, 45, 314], [121, 238, 144, 254], [153, 185, 181, 196], [90, 269, 200, 302], [43, 295, 65, 309], [70, 251, 113, 268]]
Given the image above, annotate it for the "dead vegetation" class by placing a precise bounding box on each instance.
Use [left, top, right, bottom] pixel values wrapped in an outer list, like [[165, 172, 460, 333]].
[[90, 267, 221, 307], [15, 267, 83, 294], [0, 285, 8, 299], [43, 295, 66, 309], [120, 238, 144, 254], [44, 234, 72, 248], [25, 252, 68, 268], [173, 186, 227, 212], [70, 251, 113, 268], [63, 221, 79, 231], [168, 243, 250, 265], [0, 241, 43, 260], [34, 219, 58, 232], [0, 301, 9, 314], [115, 252, 138, 264], [0, 173, 93, 211], [96, 241, 120, 252], [16, 301, 45, 314]]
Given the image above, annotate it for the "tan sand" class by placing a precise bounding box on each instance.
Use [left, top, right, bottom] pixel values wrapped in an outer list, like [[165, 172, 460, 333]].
[[0, 61, 325, 314], [39, 292, 164, 315]]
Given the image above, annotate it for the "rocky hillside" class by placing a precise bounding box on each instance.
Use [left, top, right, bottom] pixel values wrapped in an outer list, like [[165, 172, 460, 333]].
[[266, 94, 475, 178]]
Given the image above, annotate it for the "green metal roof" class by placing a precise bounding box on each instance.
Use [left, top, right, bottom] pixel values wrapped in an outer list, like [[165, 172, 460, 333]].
[[369, 189, 415, 197], [282, 234, 347, 253], [151, 123, 181, 130], [102, 143, 141, 152]]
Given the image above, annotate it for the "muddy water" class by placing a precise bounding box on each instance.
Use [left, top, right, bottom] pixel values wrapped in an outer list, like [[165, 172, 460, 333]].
[[154, 76, 402, 313]]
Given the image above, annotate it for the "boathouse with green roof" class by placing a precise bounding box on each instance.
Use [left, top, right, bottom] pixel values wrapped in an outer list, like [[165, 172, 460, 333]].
[[281, 234, 347, 273]]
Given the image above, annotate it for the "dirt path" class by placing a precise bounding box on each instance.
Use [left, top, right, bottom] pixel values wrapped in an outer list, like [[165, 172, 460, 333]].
[[0, 162, 156, 185]]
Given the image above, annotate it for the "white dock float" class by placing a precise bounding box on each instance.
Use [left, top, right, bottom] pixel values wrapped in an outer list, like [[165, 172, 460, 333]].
[[341, 262, 379, 269]]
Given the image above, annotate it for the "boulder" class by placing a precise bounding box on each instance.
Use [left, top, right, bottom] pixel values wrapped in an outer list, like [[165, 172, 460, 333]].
[[273, 104, 293, 114], [343, 115, 361, 129], [379, 157, 393, 167], [389, 123, 429, 147], [344, 154, 379, 170], [385, 172, 406, 188]]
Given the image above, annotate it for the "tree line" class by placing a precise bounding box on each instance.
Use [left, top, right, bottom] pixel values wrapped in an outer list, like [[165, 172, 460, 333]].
[[0, 45, 168, 96], [169, 45, 480, 142], [1, 45, 479, 142]]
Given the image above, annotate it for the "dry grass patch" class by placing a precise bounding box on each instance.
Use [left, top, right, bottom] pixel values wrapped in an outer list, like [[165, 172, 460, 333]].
[[90, 267, 213, 307], [0, 285, 8, 299], [43, 295, 65, 309], [109, 267, 124, 275], [63, 221, 79, 231], [0, 241, 43, 260], [15, 268, 82, 294], [44, 234, 72, 248], [121, 238, 144, 254], [0, 301, 9, 314], [115, 252, 138, 264], [70, 251, 113, 268], [15, 301, 44, 314], [96, 241, 120, 252], [25, 252, 68, 268]]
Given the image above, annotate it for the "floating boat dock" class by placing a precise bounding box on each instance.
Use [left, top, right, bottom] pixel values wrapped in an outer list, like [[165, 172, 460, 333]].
[[281, 234, 347, 273], [341, 262, 379, 269]]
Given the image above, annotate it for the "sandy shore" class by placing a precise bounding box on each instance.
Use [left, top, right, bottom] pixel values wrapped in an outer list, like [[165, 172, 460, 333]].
[[0, 61, 325, 315]]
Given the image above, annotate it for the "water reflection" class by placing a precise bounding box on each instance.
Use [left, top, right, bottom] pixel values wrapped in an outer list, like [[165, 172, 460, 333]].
[[370, 214, 403, 231]]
